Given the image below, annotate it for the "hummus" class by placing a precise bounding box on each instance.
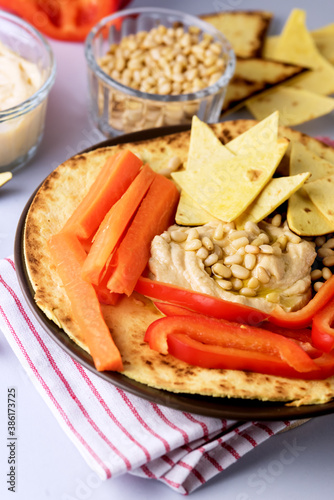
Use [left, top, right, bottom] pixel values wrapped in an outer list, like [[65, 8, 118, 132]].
[[0, 41, 45, 169], [149, 220, 316, 314]]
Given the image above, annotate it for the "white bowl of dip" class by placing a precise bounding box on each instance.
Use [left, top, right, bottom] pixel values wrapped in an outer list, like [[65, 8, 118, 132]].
[[0, 10, 56, 173]]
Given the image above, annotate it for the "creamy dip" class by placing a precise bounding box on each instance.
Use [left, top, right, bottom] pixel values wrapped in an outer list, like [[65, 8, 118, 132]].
[[0, 41, 45, 169], [149, 220, 316, 314]]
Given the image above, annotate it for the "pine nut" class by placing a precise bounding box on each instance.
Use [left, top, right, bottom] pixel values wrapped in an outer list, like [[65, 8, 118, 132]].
[[186, 228, 199, 241], [214, 244, 223, 259], [196, 247, 209, 260], [185, 239, 202, 251], [323, 238, 334, 249], [318, 247, 334, 258], [212, 263, 232, 279], [237, 246, 246, 256], [202, 236, 214, 251], [251, 237, 263, 247], [276, 235, 288, 251], [256, 266, 270, 284], [171, 230, 187, 242], [314, 281, 324, 292], [161, 231, 171, 242], [285, 231, 301, 244], [204, 253, 219, 267], [224, 254, 243, 265], [205, 266, 212, 276], [245, 244, 260, 254], [231, 265, 250, 280], [231, 236, 249, 250], [323, 267, 333, 280], [223, 222, 235, 232], [311, 269, 323, 280], [315, 236, 326, 247], [323, 256, 334, 267], [229, 230, 248, 241], [272, 245, 282, 256], [240, 287, 256, 297], [213, 222, 224, 240], [244, 253, 257, 270], [231, 278, 243, 290], [271, 214, 282, 227], [266, 292, 280, 303], [259, 244, 274, 254], [244, 221, 261, 235], [216, 279, 233, 290], [248, 277, 260, 289], [258, 232, 270, 244]]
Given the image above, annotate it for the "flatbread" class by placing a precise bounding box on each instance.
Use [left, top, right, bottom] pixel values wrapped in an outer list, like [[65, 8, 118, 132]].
[[23, 120, 334, 406], [201, 11, 272, 58]]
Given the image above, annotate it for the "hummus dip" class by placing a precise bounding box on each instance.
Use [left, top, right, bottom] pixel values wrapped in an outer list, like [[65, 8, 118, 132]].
[[0, 41, 45, 169], [149, 220, 316, 314]]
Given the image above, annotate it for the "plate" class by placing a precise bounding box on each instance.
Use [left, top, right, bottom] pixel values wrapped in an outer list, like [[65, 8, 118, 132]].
[[14, 125, 334, 421]]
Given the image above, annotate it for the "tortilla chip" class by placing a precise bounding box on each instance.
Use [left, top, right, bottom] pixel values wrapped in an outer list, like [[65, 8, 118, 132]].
[[172, 139, 288, 222], [246, 87, 334, 126], [235, 172, 310, 229], [23, 120, 334, 406], [0, 172, 12, 188], [262, 35, 279, 59], [175, 190, 218, 226], [312, 23, 334, 64], [304, 176, 334, 225], [290, 142, 334, 181], [201, 10, 272, 58], [222, 58, 306, 113], [287, 188, 334, 236]]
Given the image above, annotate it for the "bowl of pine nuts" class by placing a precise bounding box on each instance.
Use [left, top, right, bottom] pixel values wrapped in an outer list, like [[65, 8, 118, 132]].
[[84, 7, 235, 137]]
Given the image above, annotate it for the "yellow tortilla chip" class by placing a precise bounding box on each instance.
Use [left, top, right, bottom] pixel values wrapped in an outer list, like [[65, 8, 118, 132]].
[[246, 87, 334, 126], [226, 110, 279, 156], [290, 142, 334, 180], [287, 188, 334, 236], [0, 172, 12, 188], [175, 191, 218, 226], [222, 58, 306, 113], [172, 139, 289, 222], [304, 176, 334, 225], [312, 23, 334, 64], [201, 10, 272, 58], [262, 35, 279, 59], [235, 172, 310, 229]]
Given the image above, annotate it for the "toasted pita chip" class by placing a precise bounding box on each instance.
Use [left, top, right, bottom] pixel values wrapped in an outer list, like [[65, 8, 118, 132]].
[[222, 58, 306, 113], [235, 172, 310, 229], [312, 23, 334, 64], [172, 139, 288, 222], [0, 172, 12, 188], [287, 188, 334, 236], [304, 176, 334, 226], [246, 87, 334, 126], [201, 10, 272, 58], [175, 191, 218, 226]]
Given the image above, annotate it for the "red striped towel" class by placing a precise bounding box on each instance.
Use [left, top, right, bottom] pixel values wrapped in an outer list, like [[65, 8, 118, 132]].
[[0, 256, 292, 494]]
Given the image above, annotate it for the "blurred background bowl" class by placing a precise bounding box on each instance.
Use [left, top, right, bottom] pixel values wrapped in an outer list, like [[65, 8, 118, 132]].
[[0, 10, 56, 173], [85, 7, 235, 137]]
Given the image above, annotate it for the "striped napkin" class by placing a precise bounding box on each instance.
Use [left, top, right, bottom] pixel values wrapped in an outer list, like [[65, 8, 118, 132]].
[[0, 256, 293, 494]]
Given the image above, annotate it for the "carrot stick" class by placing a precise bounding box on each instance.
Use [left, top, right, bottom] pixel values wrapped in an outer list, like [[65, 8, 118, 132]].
[[63, 150, 142, 239], [107, 174, 180, 296], [82, 164, 156, 285], [48, 231, 123, 372]]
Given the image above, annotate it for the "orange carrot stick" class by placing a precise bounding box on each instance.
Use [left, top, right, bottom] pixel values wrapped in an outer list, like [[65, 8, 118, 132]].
[[63, 150, 142, 239], [107, 174, 179, 296], [82, 164, 156, 285], [48, 231, 123, 372]]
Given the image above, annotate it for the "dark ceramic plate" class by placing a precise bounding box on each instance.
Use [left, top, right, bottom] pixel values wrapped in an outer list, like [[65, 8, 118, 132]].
[[14, 124, 334, 421]]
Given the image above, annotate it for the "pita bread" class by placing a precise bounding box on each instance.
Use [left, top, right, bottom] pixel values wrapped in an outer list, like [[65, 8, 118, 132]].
[[201, 11, 272, 58], [23, 120, 334, 407]]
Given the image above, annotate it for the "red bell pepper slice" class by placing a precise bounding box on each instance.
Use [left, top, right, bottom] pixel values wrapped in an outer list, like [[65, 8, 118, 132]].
[[145, 315, 317, 373], [135, 276, 268, 325], [0, 0, 130, 41], [269, 275, 334, 329], [312, 297, 334, 352]]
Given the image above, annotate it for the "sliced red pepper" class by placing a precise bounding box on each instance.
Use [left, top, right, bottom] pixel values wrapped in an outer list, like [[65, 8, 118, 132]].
[[135, 276, 268, 325], [269, 275, 334, 328], [145, 315, 317, 373], [0, 0, 130, 41], [312, 297, 334, 352]]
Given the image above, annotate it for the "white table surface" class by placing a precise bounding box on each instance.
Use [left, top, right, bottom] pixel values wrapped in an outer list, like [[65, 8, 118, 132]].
[[1, 0, 334, 498]]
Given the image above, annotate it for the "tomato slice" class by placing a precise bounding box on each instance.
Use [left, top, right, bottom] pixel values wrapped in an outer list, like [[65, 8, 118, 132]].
[[0, 0, 131, 41]]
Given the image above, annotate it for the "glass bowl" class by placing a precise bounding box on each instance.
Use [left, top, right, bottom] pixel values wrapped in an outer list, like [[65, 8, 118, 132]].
[[85, 7, 235, 137], [0, 10, 56, 173]]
